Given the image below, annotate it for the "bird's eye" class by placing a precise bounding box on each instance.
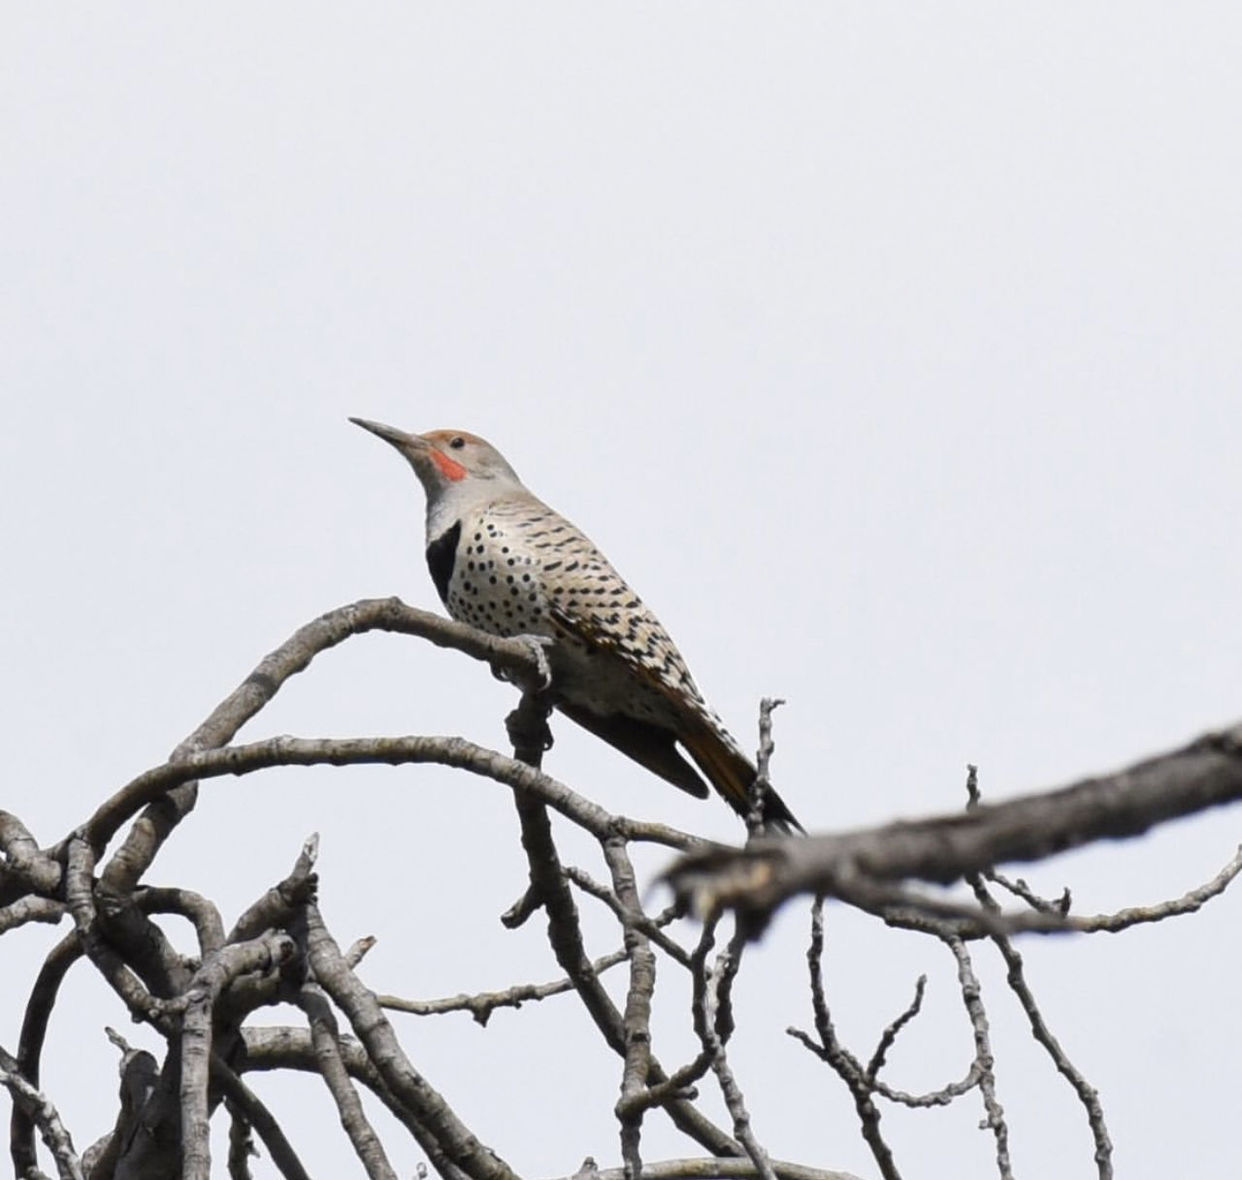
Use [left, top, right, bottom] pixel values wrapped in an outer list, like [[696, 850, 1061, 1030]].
[[449, 436, 466, 450]]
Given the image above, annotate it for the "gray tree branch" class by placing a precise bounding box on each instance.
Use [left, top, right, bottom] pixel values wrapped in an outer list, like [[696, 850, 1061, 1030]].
[[665, 721, 1242, 928]]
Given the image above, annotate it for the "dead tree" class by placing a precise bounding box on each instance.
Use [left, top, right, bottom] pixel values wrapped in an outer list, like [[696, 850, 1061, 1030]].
[[2, 597, 1239, 1179]]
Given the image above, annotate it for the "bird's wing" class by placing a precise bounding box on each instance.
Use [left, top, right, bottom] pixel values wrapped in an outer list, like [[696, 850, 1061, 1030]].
[[540, 530, 803, 833], [538, 544, 707, 709]]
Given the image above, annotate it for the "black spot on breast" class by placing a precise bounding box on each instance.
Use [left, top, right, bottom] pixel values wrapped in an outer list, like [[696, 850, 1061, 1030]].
[[425, 520, 462, 606]]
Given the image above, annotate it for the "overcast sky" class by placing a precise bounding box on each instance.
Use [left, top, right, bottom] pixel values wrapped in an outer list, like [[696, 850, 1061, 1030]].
[[3, 6, 1241, 1179]]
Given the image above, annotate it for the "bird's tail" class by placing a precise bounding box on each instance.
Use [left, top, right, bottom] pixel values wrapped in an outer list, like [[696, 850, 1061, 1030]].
[[679, 716, 804, 835]]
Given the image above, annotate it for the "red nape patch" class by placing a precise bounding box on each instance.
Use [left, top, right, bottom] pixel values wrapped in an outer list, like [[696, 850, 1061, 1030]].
[[431, 450, 468, 481]]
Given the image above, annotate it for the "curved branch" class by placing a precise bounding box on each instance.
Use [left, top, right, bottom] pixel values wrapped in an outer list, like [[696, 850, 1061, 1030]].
[[94, 598, 547, 894], [0, 1044, 82, 1180], [10, 934, 83, 1176], [0, 811, 60, 897], [83, 735, 699, 856]]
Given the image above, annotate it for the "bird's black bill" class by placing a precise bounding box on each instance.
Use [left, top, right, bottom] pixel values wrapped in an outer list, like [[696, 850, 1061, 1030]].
[[349, 417, 416, 449]]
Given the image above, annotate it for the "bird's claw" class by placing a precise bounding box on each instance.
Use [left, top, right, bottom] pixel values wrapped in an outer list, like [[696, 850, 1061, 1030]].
[[504, 633, 554, 692]]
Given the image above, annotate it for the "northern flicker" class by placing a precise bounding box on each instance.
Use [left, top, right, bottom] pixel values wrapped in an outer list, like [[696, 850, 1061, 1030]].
[[351, 419, 802, 834]]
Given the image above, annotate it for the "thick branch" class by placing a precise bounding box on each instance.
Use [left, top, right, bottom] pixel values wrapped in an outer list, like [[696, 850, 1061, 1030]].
[[666, 722, 1242, 926], [0, 811, 60, 897], [297, 985, 398, 1180], [180, 935, 298, 1180]]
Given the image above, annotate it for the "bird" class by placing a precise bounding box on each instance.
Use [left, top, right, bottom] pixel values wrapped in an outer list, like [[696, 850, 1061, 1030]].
[[350, 419, 802, 834]]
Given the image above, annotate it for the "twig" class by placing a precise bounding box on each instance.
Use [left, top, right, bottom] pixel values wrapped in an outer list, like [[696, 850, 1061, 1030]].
[[563, 865, 692, 967], [381, 948, 630, 1024], [964, 869, 1113, 1178], [864, 976, 927, 1083], [792, 898, 901, 1180], [941, 936, 1010, 1179], [64, 834, 169, 1029], [85, 1033, 160, 1180], [499, 692, 740, 1158], [983, 870, 1071, 916], [696, 923, 775, 1180], [1073, 844, 1242, 933], [747, 697, 785, 836]]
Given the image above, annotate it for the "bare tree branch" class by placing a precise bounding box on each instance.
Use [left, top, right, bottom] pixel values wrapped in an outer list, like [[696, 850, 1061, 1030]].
[[134, 887, 225, 956], [179, 934, 298, 1180], [82, 735, 695, 860], [940, 937, 1010, 1180], [0, 896, 64, 935], [790, 899, 901, 1180], [10, 933, 83, 1177], [5, 583, 1233, 1180], [963, 871, 1113, 1179], [211, 1059, 312, 1180], [604, 837, 658, 1180], [863, 976, 927, 1084], [298, 984, 398, 1180], [0, 1045, 82, 1180], [381, 949, 631, 1024], [665, 721, 1242, 927], [241, 1025, 469, 1180], [543, 1161, 864, 1180], [0, 811, 61, 898], [91, 599, 548, 898], [225, 1101, 256, 1180], [303, 902, 520, 1180], [564, 866, 692, 968], [228, 835, 320, 945], [694, 924, 775, 1180]]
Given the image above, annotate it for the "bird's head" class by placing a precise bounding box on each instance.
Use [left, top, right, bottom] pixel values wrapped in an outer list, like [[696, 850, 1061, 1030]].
[[350, 419, 522, 499]]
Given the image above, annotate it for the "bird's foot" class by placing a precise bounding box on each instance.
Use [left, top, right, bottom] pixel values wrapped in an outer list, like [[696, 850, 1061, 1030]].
[[512, 633, 555, 692]]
